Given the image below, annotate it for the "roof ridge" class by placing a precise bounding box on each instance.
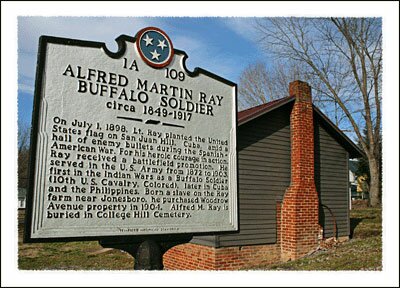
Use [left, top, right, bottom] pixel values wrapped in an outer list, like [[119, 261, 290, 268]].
[[238, 96, 294, 125], [238, 96, 291, 113]]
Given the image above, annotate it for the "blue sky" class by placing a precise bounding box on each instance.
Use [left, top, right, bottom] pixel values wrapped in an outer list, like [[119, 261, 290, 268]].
[[17, 16, 266, 127]]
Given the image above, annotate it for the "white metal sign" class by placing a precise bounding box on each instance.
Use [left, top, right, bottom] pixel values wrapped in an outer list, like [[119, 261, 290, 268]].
[[26, 27, 237, 240]]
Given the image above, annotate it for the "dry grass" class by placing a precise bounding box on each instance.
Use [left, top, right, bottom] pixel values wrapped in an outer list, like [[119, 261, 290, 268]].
[[18, 233, 134, 270], [249, 207, 382, 270], [18, 207, 382, 270]]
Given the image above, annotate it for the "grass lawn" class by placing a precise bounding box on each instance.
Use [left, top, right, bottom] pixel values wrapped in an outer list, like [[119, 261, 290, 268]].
[[250, 206, 382, 270], [18, 240, 134, 270], [18, 221, 134, 270], [18, 206, 382, 270]]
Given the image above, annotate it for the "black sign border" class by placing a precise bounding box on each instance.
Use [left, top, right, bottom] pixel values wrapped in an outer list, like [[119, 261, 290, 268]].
[[24, 34, 239, 243]]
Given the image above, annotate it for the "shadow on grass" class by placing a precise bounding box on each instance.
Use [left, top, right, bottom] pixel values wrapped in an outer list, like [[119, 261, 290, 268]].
[[350, 215, 380, 239], [349, 218, 363, 238]]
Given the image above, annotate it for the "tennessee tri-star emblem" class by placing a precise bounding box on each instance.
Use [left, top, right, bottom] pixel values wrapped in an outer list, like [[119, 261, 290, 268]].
[[136, 27, 174, 68]]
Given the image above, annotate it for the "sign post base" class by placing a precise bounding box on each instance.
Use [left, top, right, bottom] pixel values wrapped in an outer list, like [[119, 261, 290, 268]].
[[134, 240, 163, 270], [99, 235, 192, 270]]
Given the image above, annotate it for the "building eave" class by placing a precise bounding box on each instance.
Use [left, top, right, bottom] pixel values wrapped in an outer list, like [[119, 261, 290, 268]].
[[237, 97, 364, 159], [312, 105, 365, 159], [238, 96, 295, 126]]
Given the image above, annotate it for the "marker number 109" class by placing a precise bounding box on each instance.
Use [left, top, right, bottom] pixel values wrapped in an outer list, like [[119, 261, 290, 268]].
[[165, 68, 185, 81]]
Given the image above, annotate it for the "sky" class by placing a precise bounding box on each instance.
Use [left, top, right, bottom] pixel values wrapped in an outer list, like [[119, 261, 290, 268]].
[[17, 16, 265, 126], [2, 2, 399, 287]]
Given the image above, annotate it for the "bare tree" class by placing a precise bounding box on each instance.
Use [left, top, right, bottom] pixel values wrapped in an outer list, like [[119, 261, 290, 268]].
[[256, 17, 382, 206], [18, 122, 31, 189], [18, 121, 30, 153], [238, 60, 303, 110]]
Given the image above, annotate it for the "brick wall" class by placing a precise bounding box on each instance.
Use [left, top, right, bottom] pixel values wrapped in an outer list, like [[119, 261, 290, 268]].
[[164, 201, 283, 270], [280, 81, 319, 261], [163, 243, 280, 270]]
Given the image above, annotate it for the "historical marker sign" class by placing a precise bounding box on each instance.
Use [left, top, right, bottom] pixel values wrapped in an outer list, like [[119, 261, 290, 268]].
[[25, 27, 237, 241]]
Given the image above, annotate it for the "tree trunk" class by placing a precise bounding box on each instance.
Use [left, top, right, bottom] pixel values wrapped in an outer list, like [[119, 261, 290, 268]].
[[368, 157, 381, 207]]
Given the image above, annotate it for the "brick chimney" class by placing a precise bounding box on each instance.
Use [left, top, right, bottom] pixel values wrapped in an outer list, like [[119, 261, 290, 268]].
[[281, 80, 319, 261]]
